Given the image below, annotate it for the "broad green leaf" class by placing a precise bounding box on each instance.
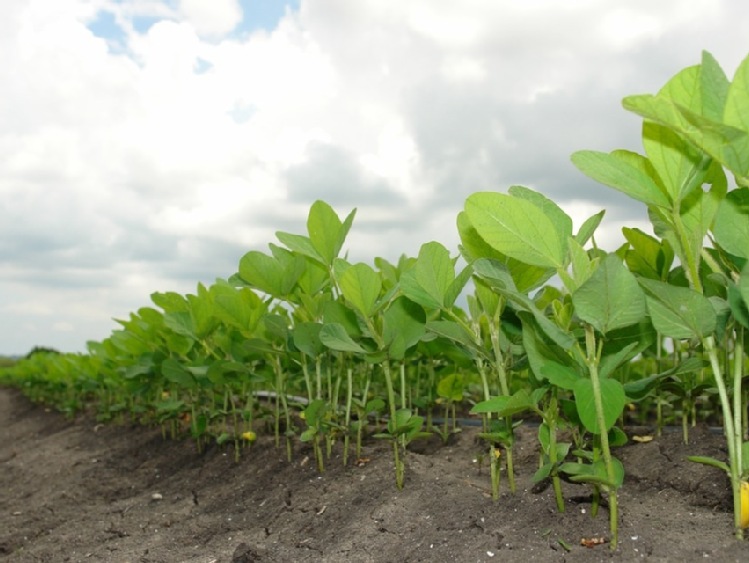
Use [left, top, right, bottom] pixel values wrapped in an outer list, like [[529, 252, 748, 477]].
[[307, 200, 356, 266], [713, 188, 749, 259], [642, 122, 711, 204], [465, 191, 567, 268], [296, 258, 329, 296], [161, 358, 194, 387], [263, 314, 289, 342], [471, 389, 535, 417], [723, 52, 749, 134], [539, 361, 581, 390], [699, 51, 730, 122], [571, 150, 671, 208], [622, 227, 673, 280], [572, 254, 647, 334], [164, 311, 195, 339], [400, 242, 455, 310], [383, 296, 426, 360], [275, 231, 323, 263], [508, 185, 573, 245], [187, 284, 218, 339], [339, 263, 382, 318], [292, 322, 325, 357], [436, 373, 465, 402], [457, 211, 554, 292], [727, 282, 749, 329], [151, 291, 188, 313], [472, 259, 575, 348], [574, 209, 605, 246], [425, 320, 485, 359], [678, 163, 726, 262], [211, 284, 264, 333], [738, 262, 749, 315], [567, 237, 595, 290], [639, 278, 716, 339], [598, 342, 639, 380], [573, 377, 626, 434], [319, 323, 366, 354], [238, 251, 286, 297], [446, 264, 473, 309], [322, 301, 362, 338], [623, 356, 704, 401], [268, 244, 307, 295], [624, 93, 749, 181]]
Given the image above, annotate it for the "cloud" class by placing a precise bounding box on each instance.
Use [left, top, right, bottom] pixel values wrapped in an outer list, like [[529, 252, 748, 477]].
[[178, 0, 243, 37], [2, 0, 749, 354]]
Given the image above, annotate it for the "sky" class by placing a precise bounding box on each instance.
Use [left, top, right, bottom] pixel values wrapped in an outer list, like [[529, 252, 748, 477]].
[[2, 0, 749, 355]]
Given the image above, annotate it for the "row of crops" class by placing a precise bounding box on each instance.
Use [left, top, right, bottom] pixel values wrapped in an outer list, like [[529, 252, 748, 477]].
[[3, 51, 749, 550]]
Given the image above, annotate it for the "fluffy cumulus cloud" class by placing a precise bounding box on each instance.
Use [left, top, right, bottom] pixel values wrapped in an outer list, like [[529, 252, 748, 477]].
[[1, 0, 748, 353]]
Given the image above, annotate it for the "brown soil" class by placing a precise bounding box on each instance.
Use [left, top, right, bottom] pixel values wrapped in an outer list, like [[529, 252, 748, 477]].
[[1, 387, 747, 563]]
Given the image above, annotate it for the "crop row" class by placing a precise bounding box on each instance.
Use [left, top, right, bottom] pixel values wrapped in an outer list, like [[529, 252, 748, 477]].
[[3, 50, 749, 550]]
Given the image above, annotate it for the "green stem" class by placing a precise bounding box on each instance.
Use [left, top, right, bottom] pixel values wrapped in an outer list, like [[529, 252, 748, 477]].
[[703, 335, 741, 539], [382, 361, 404, 489], [490, 320, 516, 493], [585, 325, 618, 550], [344, 367, 353, 466]]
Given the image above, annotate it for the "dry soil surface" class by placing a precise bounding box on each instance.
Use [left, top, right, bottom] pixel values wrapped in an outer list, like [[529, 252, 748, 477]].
[[1, 387, 748, 562]]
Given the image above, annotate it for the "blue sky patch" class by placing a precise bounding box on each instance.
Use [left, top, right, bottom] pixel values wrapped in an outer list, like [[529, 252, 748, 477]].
[[87, 10, 127, 51], [235, 0, 301, 35]]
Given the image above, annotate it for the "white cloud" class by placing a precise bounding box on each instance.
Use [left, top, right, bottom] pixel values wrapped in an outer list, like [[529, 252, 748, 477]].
[[178, 0, 243, 37], [1, 0, 749, 354]]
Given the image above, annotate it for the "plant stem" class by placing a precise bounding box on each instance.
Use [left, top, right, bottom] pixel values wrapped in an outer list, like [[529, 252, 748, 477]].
[[382, 361, 404, 489], [585, 325, 618, 550], [704, 335, 742, 539]]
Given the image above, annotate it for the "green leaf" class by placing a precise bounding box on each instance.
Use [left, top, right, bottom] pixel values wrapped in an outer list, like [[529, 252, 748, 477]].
[[622, 227, 673, 280], [508, 185, 573, 245], [713, 188, 749, 259], [472, 259, 575, 348], [425, 320, 485, 359], [598, 342, 639, 380], [161, 358, 195, 388], [292, 322, 325, 357], [539, 361, 581, 391], [572, 254, 647, 334], [400, 242, 456, 310], [211, 284, 264, 333], [275, 231, 323, 263], [471, 389, 535, 417], [383, 296, 426, 360], [624, 357, 703, 401], [164, 311, 195, 339], [465, 191, 567, 268], [723, 52, 749, 135], [436, 373, 465, 402], [687, 455, 730, 474], [187, 284, 218, 339], [319, 323, 366, 354], [307, 200, 356, 266], [639, 278, 717, 339], [238, 250, 301, 298], [339, 263, 382, 318], [573, 378, 625, 434], [571, 150, 671, 209], [642, 121, 711, 204], [574, 209, 605, 246], [458, 211, 555, 292], [322, 301, 362, 338], [151, 291, 188, 313]]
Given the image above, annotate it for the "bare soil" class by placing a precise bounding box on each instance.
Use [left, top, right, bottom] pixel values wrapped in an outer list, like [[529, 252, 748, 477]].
[[1, 387, 747, 562]]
